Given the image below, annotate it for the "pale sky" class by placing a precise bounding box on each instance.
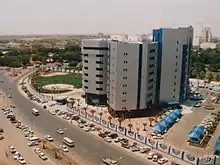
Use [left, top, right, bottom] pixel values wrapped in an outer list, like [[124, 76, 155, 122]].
[[0, 0, 219, 36]]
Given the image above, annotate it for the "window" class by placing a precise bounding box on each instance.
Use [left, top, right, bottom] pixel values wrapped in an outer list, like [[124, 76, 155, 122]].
[[177, 41, 179, 44], [96, 54, 104, 57], [173, 95, 175, 98], [123, 68, 128, 72], [83, 47, 108, 50], [175, 76, 177, 79], [148, 79, 154, 83], [123, 77, 127, 80], [175, 69, 177, 72], [148, 86, 153, 90], [96, 81, 103, 84], [124, 61, 128, 64], [148, 93, 153, 97], [96, 88, 103, 91], [96, 75, 103, 78], [176, 48, 178, 52], [96, 68, 103, 71], [149, 71, 154, 76], [150, 49, 156, 53], [84, 80, 88, 83], [84, 86, 88, 89], [122, 92, 127, 95], [149, 57, 155, 60], [84, 67, 88, 70], [149, 64, 154, 68], [124, 53, 128, 56], [176, 56, 178, 59], [173, 89, 176, 92], [84, 60, 88, 63], [96, 61, 103, 64], [123, 84, 127, 87], [84, 73, 88, 76], [176, 62, 178, 66], [84, 54, 88, 57], [174, 82, 176, 85], [122, 100, 127, 103]]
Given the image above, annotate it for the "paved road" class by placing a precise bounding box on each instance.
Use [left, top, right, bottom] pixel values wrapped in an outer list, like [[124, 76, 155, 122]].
[[0, 71, 151, 165]]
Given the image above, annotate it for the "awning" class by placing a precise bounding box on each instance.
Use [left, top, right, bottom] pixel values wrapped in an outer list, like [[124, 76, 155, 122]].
[[215, 137, 220, 152], [153, 123, 166, 133], [167, 101, 180, 105], [188, 125, 206, 142]]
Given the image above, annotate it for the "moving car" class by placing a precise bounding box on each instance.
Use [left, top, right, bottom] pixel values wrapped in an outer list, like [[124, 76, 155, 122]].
[[102, 157, 117, 165], [28, 141, 39, 147], [60, 145, 69, 152], [45, 135, 53, 142], [38, 152, 48, 160], [56, 128, 64, 134]]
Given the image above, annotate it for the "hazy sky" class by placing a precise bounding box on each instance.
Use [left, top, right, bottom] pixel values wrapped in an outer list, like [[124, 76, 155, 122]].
[[0, 0, 219, 36]]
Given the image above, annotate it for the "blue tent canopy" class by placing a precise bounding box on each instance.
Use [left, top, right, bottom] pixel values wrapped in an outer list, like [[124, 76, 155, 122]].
[[167, 101, 180, 105], [163, 116, 176, 125], [172, 109, 182, 116], [215, 137, 220, 152], [167, 112, 178, 120], [153, 122, 166, 133], [188, 125, 206, 142]]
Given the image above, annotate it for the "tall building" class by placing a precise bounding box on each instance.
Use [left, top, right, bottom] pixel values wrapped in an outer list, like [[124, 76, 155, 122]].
[[108, 40, 158, 114], [81, 39, 109, 105], [153, 26, 194, 103], [200, 26, 212, 44]]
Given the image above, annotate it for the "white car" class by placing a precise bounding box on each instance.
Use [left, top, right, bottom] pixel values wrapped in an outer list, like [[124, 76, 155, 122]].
[[45, 135, 53, 142], [39, 152, 48, 160], [60, 145, 69, 152], [17, 156, 26, 164], [56, 128, 64, 134], [147, 152, 154, 159], [104, 137, 112, 143], [28, 141, 39, 147], [9, 145, 16, 153], [152, 154, 158, 162], [114, 137, 122, 143], [49, 111, 56, 115], [158, 157, 168, 164]]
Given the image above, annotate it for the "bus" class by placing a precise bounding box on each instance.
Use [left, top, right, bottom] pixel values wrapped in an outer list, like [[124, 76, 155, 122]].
[[32, 108, 39, 116], [62, 137, 74, 147]]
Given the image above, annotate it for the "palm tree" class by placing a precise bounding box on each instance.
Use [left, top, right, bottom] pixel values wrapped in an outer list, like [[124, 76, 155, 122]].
[[90, 109, 96, 116], [148, 118, 154, 126], [98, 112, 103, 119], [143, 122, 147, 131], [108, 116, 113, 123], [53, 148, 59, 159], [136, 127, 140, 135], [128, 123, 133, 132], [118, 117, 123, 127], [42, 140, 47, 149]]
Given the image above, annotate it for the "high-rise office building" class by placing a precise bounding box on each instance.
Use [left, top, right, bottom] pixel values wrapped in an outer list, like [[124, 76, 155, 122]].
[[153, 26, 194, 103], [81, 39, 109, 105], [108, 40, 158, 114]]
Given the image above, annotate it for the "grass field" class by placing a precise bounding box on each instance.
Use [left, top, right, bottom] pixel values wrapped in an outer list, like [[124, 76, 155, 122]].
[[33, 73, 82, 89]]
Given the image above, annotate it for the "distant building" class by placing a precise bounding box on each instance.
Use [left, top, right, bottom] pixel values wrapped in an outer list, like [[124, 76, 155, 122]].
[[199, 26, 212, 44], [200, 42, 220, 49], [153, 26, 194, 103]]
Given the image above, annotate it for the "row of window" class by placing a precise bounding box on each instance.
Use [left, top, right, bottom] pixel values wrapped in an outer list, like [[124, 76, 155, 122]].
[[84, 54, 104, 57], [84, 67, 103, 71], [84, 80, 103, 84], [84, 60, 103, 64], [84, 86, 103, 91], [84, 73, 103, 78]]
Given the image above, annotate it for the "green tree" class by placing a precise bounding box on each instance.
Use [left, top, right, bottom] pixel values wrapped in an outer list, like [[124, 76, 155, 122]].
[[206, 72, 214, 82], [215, 74, 220, 81]]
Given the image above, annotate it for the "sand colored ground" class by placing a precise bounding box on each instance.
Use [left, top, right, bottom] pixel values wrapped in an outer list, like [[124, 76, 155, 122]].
[[41, 72, 68, 77], [43, 84, 75, 91]]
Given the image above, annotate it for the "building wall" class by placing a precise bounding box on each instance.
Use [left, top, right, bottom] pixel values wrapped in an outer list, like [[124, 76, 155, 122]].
[[108, 41, 158, 111], [153, 26, 193, 103], [81, 39, 109, 105]]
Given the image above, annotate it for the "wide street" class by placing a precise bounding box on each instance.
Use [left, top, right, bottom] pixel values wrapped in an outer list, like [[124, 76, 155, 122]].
[[0, 70, 152, 165]]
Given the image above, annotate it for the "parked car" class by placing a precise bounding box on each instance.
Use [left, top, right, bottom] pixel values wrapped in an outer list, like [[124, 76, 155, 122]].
[[158, 157, 168, 164], [147, 152, 154, 159], [104, 137, 112, 143], [17, 156, 26, 164], [0, 135, 4, 140], [98, 133, 106, 138], [28, 141, 39, 147], [9, 145, 16, 153], [38, 152, 48, 160]]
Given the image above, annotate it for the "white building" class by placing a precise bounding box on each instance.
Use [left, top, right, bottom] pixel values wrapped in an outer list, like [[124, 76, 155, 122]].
[[153, 26, 194, 103], [200, 42, 220, 49], [108, 40, 158, 113], [81, 39, 109, 105]]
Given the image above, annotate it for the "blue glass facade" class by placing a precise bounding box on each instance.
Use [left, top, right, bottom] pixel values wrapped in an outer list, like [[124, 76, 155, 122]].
[[179, 45, 188, 102], [153, 29, 163, 103]]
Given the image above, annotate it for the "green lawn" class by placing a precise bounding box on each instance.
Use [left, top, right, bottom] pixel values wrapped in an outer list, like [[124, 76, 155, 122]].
[[33, 73, 82, 89]]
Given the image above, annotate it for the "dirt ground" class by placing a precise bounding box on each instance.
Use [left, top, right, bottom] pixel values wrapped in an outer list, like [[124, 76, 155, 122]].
[[41, 72, 68, 77]]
